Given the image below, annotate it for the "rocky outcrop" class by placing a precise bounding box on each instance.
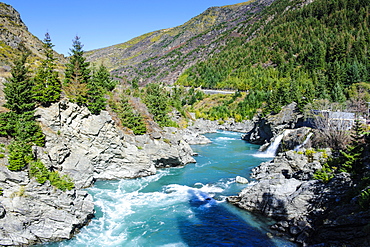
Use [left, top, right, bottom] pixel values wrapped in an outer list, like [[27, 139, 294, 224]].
[[0, 100, 199, 246], [0, 166, 94, 246], [187, 118, 254, 134], [278, 127, 312, 153], [243, 103, 303, 145], [178, 118, 254, 145], [228, 149, 370, 246], [34, 100, 196, 188]]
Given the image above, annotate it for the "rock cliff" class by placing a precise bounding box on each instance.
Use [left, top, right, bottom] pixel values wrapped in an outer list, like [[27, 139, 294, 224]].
[[0, 100, 198, 246], [228, 149, 370, 246], [34, 100, 196, 188], [0, 166, 94, 246], [243, 103, 303, 145]]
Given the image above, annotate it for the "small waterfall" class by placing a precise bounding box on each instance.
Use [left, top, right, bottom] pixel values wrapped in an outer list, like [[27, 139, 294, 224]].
[[254, 133, 285, 158], [294, 133, 313, 151]]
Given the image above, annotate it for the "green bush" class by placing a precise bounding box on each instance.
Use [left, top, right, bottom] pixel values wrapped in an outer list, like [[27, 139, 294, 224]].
[[29, 160, 75, 191], [48, 171, 74, 191], [313, 163, 334, 183], [7, 141, 32, 171], [359, 188, 370, 210], [113, 97, 147, 135], [29, 160, 49, 184]]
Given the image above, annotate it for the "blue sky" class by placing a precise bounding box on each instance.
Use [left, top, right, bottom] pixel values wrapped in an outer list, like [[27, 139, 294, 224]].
[[4, 0, 246, 55]]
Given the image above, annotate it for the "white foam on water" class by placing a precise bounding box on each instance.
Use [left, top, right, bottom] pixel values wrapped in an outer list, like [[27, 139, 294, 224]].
[[253, 133, 284, 158], [216, 136, 238, 141], [195, 160, 211, 168]]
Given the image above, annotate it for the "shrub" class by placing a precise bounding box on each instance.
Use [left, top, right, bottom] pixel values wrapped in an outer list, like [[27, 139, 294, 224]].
[[7, 141, 32, 171], [305, 149, 316, 163], [29, 160, 75, 191], [48, 171, 74, 191], [29, 160, 49, 184], [359, 188, 370, 210], [313, 163, 334, 183]]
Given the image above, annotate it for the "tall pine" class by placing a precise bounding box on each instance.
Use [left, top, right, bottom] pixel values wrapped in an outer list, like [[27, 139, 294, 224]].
[[3, 51, 35, 114], [33, 32, 61, 106], [1, 49, 45, 170], [64, 36, 90, 105], [86, 64, 117, 114]]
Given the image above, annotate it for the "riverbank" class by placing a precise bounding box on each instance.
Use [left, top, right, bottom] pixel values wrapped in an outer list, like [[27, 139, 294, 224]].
[[42, 131, 296, 247], [1, 99, 369, 246], [226, 103, 370, 246], [0, 100, 199, 246]]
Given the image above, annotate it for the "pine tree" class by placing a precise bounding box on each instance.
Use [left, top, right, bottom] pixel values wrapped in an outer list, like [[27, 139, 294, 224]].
[[33, 33, 61, 106], [86, 64, 117, 115], [87, 77, 106, 115], [3, 51, 35, 114], [64, 36, 90, 105], [93, 64, 117, 91]]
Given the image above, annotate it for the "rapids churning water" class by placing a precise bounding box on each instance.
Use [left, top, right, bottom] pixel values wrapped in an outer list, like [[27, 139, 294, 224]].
[[43, 131, 296, 247]]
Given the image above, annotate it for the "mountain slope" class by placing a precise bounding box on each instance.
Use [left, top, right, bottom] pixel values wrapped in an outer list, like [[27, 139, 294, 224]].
[[85, 0, 276, 85], [0, 2, 64, 71], [178, 0, 370, 114]]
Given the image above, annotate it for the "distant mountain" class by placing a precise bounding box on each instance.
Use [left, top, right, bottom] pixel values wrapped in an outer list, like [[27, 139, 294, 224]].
[[85, 0, 276, 86], [0, 2, 64, 71]]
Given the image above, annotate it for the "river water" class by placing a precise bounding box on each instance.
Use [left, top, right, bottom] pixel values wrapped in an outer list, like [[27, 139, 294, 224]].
[[43, 131, 295, 247]]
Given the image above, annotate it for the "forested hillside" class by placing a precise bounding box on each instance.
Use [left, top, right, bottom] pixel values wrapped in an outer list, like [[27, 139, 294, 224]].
[[178, 0, 370, 114], [85, 0, 276, 85]]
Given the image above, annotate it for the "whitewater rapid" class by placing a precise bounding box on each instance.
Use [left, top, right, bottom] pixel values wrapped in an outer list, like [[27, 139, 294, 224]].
[[44, 131, 295, 247]]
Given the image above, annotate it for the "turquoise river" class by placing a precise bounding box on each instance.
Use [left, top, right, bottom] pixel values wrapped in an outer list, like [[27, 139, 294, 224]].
[[42, 131, 296, 247]]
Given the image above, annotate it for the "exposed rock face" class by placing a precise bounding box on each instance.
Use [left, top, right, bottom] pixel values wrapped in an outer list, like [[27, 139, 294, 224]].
[[0, 100, 199, 246], [243, 103, 302, 145], [0, 166, 94, 246], [187, 118, 254, 134], [277, 127, 312, 153], [35, 100, 196, 188], [228, 149, 370, 246], [178, 118, 254, 145]]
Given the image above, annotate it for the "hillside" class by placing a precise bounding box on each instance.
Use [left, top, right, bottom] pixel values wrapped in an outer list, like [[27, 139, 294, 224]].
[[85, 0, 276, 85], [0, 2, 64, 72]]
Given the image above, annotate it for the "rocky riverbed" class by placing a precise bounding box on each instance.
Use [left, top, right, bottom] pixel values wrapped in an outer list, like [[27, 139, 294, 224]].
[[228, 148, 370, 246], [227, 102, 370, 246], [0, 100, 255, 246], [2, 99, 369, 246]]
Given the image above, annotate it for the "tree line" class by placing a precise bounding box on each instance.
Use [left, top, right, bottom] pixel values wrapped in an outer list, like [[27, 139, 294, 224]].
[[177, 0, 370, 118], [0, 33, 117, 190]]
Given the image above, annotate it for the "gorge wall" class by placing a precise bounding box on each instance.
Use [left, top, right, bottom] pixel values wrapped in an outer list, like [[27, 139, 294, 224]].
[[0, 100, 197, 246]]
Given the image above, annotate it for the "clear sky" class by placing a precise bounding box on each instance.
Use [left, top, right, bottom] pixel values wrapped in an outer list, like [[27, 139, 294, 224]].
[[3, 0, 246, 56]]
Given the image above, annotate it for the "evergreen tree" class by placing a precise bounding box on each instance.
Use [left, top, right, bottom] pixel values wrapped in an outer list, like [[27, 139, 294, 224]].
[[86, 64, 117, 114], [64, 36, 90, 105], [33, 33, 61, 106], [118, 97, 147, 135], [0, 49, 45, 147], [144, 83, 174, 127], [87, 77, 106, 115], [92, 64, 117, 91], [3, 52, 35, 114]]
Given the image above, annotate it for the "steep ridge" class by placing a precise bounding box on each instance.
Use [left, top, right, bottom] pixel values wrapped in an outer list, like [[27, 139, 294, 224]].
[[0, 2, 64, 71], [85, 0, 276, 85]]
